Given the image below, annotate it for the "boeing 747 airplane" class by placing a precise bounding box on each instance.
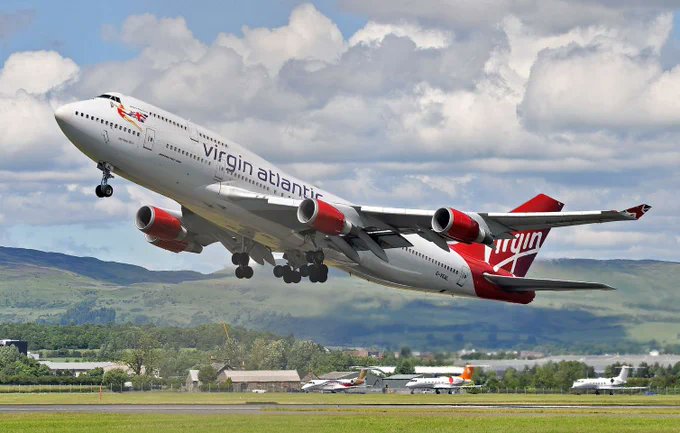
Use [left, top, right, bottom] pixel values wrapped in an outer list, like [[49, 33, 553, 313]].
[[54, 92, 650, 304]]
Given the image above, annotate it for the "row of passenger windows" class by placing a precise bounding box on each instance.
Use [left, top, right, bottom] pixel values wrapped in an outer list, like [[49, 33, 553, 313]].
[[149, 111, 187, 131], [402, 247, 459, 274], [200, 132, 226, 148], [75, 111, 141, 137], [166, 143, 211, 166]]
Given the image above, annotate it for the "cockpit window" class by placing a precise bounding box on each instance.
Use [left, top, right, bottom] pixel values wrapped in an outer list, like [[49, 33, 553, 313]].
[[97, 94, 121, 103]]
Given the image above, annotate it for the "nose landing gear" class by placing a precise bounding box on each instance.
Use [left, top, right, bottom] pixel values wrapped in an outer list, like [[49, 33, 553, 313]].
[[232, 252, 253, 279], [95, 162, 114, 198]]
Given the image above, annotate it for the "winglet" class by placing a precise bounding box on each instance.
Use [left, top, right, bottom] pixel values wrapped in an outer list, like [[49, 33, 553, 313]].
[[623, 204, 651, 220]]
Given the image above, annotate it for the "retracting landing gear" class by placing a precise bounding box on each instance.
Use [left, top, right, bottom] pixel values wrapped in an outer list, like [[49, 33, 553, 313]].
[[272, 250, 329, 284], [95, 162, 114, 198], [306, 250, 328, 283], [232, 252, 253, 279]]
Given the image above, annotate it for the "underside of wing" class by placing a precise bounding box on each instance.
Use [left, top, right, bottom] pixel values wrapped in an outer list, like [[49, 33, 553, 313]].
[[484, 274, 615, 291]]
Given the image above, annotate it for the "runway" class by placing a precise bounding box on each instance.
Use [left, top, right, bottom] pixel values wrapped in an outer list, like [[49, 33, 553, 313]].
[[1, 403, 678, 414]]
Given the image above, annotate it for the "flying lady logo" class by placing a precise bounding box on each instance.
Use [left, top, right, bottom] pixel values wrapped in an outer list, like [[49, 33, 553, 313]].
[[112, 101, 148, 130]]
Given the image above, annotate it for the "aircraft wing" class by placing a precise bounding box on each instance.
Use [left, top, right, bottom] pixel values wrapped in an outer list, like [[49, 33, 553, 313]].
[[360, 204, 651, 238], [484, 274, 615, 291]]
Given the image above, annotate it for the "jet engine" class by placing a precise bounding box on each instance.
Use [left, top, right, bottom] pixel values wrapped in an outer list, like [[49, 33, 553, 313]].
[[135, 206, 187, 241], [297, 198, 352, 235], [432, 207, 492, 245]]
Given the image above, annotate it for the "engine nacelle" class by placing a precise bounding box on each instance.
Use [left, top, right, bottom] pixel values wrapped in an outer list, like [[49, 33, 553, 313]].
[[432, 207, 492, 244], [135, 206, 187, 241], [297, 198, 352, 236], [145, 235, 203, 254]]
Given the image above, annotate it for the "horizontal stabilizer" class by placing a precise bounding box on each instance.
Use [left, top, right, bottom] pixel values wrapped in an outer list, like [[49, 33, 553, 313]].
[[484, 274, 615, 291]]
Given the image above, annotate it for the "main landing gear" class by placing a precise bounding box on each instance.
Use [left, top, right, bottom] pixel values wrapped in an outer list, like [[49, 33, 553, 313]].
[[95, 162, 114, 198], [272, 250, 328, 284], [232, 252, 253, 279]]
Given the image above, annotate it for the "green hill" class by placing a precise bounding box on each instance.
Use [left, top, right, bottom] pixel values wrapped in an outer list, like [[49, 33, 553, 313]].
[[0, 246, 678, 352]]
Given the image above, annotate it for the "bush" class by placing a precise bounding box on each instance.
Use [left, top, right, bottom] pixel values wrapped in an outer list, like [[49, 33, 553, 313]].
[[102, 369, 128, 391]]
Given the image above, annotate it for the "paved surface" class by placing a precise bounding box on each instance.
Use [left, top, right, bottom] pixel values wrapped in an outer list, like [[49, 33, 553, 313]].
[[1, 403, 679, 414]]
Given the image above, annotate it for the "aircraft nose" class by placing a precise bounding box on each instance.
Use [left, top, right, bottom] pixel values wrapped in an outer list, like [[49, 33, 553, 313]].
[[54, 104, 71, 126]]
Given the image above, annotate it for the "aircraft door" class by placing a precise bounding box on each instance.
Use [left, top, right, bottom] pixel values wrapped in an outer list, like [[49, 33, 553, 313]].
[[456, 266, 469, 287], [214, 154, 225, 182], [188, 122, 198, 142], [144, 128, 155, 151], [101, 129, 109, 144]]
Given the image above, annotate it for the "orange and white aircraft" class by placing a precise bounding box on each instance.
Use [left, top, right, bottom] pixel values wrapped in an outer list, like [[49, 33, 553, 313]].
[[405, 365, 481, 394], [54, 92, 650, 304], [302, 369, 369, 392]]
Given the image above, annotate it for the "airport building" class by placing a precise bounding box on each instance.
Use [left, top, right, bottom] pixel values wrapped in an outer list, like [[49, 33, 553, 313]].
[[186, 367, 302, 392], [39, 361, 130, 377]]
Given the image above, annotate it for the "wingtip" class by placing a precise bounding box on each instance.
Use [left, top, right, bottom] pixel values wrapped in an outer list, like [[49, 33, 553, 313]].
[[624, 204, 652, 220]]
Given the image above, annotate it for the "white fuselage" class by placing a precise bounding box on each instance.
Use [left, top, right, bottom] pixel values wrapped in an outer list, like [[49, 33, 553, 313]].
[[405, 376, 467, 390], [571, 377, 624, 391], [55, 93, 478, 297]]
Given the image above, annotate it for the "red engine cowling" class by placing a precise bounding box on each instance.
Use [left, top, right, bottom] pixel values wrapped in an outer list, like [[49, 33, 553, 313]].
[[432, 207, 491, 244], [135, 206, 187, 241], [145, 235, 203, 254], [297, 198, 352, 235]]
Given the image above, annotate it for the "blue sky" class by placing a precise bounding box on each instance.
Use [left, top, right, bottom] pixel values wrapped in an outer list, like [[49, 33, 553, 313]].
[[0, 1, 679, 272], [0, 1, 366, 65]]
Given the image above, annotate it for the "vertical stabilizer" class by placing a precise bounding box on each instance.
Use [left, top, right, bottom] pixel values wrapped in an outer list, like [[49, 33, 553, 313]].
[[453, 194, 564, 277]]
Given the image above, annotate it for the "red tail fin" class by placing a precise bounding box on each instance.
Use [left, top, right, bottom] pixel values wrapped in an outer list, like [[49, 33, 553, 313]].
[[453, 194, 564, 277]]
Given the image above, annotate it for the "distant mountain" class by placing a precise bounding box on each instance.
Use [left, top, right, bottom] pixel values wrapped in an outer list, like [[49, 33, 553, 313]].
[[0, 246, 678, 353], [0, 246, 207, 285]]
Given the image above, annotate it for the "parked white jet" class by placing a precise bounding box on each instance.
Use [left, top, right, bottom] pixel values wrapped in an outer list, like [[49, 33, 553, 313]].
[[405, 365, 481, 394], [54, 93, 650, 304], [571, 366, 646, 395], [302, 369, 369, 392]]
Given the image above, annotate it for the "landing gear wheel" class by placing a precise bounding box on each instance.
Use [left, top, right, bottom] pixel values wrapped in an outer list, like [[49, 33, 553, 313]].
[[231, 254, 239, 265], [292, 271, 301, 283], [235, 267, 244, 279], [299, 265, 309, 277], [318, 271, 328, 283], [96, 162, 114, 198], [243, 266, 254, 279], [313, 250, 325, 264], [273, 265, 284, 278], [309, 266, 320, 282], [435, 389, 441, 394], [283, 267, 293, 284]]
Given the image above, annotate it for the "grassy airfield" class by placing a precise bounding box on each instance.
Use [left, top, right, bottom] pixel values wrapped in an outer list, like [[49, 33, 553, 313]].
[[1, 393, 679, 432]]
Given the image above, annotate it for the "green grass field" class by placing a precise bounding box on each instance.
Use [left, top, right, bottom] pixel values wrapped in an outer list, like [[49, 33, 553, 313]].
[[0, 391, 679, 406], [1, 410, 679, 433], [2, 392, 679, 432]]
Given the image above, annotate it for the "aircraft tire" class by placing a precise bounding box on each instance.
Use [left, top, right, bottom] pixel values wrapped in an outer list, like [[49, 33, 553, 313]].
[[300, 265, 309, 277], [293, 272, 301, 283], [313, 250, 325, 264], [95, 185, 104, 198], [318, 272, 328, 283], [103, 184, 113, 197], [273, 265, 284, 278], [231, 254, 239, 265], [244, 266, 254, 279], [235, 267, 244, 279]]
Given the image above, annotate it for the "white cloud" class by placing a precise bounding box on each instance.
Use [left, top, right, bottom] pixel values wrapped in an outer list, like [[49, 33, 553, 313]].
[[0, 51, 78, 96], [215, 3, 345, 74], [349, 21, 452, 49]]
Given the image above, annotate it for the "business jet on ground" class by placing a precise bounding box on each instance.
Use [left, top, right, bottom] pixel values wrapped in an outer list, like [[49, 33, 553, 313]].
[[405, 365, 482, 394], [302, 369, 369, 392], [571, 366, 646, 395], [54, 93, 650, 304]]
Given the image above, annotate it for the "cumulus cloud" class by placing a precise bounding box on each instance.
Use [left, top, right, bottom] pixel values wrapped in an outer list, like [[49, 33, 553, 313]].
[[0, 51, 79, 96], [215, 3, 345, 74]]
